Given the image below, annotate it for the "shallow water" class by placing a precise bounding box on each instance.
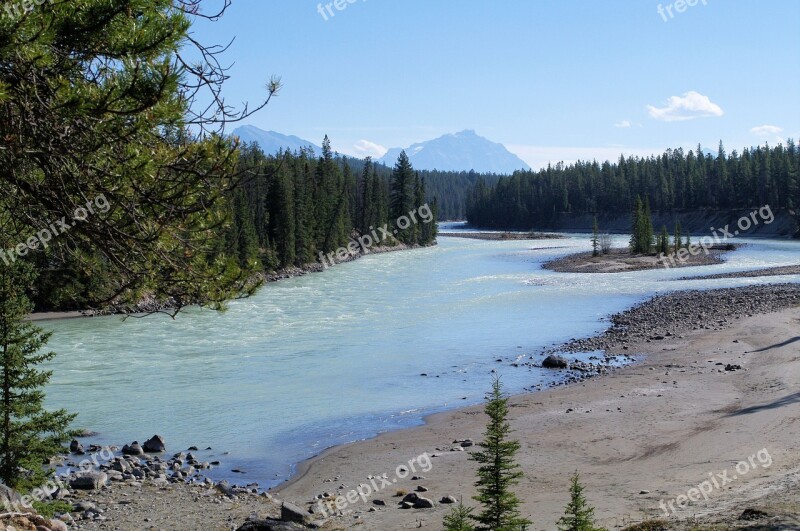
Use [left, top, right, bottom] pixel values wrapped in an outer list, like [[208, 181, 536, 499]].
[[42, 226, 800, 487]]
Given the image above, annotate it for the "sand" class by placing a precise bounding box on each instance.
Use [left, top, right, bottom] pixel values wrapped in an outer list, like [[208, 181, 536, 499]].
[[273, 307, 800, 530]]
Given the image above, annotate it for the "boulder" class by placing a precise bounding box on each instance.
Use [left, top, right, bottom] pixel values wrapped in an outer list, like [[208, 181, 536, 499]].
[[143, 434, 166, 453], [281, 501, 310, 524], [542, 355, 569, 369], [413, 496, 434, 509], [69, 439, 84, 455], [401, 492, 419, 504], [69, 471, 108, 490], [122, 441, 144, 455], [0, 483, 23, 508], [440, 496, 458, 504]]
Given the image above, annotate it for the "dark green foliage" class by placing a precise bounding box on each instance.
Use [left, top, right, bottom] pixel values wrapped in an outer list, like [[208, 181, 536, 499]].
[[557, 472, 606, 531], [466, 141, 799, 230], [443, 499, 476, 531], [0, 0, 278, 315], [591, 216, 600, 257], [0, 262, 75, 489], [673, 222, 683, 253], [658, 226, 670, 255], [630, 196, 654, 254], [471, 377, 532, 531], [390, 151, 415, 243]]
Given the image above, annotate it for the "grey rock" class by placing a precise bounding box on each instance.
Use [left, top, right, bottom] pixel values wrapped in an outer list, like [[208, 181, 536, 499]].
[[122, 441, 144, 456], [542, 355, 569, 369], [143, 434, 166, 453], [413, 496, 435, 509], [70, 471, 108, 490], [281, 501, 311, 524]]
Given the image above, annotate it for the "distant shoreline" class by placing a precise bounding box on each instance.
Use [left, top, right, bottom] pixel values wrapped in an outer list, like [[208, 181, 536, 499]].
[[440, 231, 564, 241]]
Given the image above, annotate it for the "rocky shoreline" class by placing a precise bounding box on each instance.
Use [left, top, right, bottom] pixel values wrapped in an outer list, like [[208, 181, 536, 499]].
[[677, 263, 800, 281], [1, 434, 333, 531], [554, 283, 800, 355]]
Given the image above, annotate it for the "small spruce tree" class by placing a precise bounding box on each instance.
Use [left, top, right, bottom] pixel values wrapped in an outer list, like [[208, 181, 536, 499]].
[[443, 499, 476, 531], [556, 472, 606, 531], [591, 216, 600, 257], [471, 377, 532, 531], [0, 262, 75, 490]]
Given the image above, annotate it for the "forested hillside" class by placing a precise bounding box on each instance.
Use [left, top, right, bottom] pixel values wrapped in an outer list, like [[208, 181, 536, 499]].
[[466, 142, 800, 235], [28, 138, 439, 311]]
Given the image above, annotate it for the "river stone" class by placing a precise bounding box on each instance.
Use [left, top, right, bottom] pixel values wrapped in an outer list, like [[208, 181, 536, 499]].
[[122, 441, 144, 455], [542, 354, 569, 369], [69, 439, 84, 454], [281, 501, 311, 524], [143, 434, 166, 453], [440, 496, 458, 504], [70, 471, 107, 490], [413, 496, 435, 509]]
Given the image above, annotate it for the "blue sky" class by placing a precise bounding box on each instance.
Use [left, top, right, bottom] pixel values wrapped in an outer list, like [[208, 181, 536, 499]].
[[192, 0, 800, 169]]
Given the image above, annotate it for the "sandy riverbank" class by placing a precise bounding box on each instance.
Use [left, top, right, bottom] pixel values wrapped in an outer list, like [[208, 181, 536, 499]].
[[273, 285, 800, 530], [543, 246, 736, 273]]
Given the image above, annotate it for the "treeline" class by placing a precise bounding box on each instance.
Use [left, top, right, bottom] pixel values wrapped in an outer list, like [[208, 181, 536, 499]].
[[466, 141, 800, 234], [346, 158, 501, 220], [218, 139, 438, 272]]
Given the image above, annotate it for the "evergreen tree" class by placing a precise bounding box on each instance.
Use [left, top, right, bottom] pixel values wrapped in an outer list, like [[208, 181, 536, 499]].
[[390, 151, 415, 243], [471, 377, 532, 531], [629, 196, 643, 254], [0, 262, 75, 489], [412, 173, 425, 244], [674, 222, 683, 253], [556, 472, 605, 531], [360, 158, 375, 235], [642, 198, 654, 254], [591, 216, 600, 257], [0, 0, 277, 314], [659, 225, 670, 255], [443, 499, 476, 531]]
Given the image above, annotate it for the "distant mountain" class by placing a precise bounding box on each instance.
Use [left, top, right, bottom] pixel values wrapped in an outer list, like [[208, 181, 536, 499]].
[[232, 125, 321, 155], [378, 130, 530, 174]]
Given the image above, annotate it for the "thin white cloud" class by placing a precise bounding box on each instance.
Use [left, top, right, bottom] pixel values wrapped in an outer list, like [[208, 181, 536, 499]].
[[647, 91, 724, 122], [352, 139, 388, 158], [750, 125, 783, 137], [614, 120, 632, 128], [506, 145, 663, 172]]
